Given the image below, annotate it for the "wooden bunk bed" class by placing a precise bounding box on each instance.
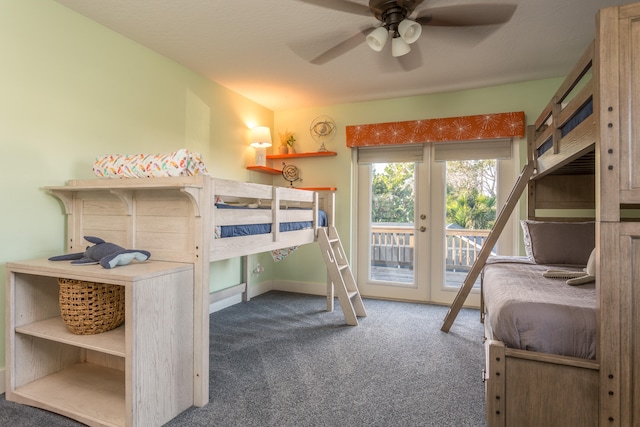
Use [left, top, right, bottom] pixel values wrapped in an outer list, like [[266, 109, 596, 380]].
[[6, 174, 365, 425], [443, 3, 640, 426]]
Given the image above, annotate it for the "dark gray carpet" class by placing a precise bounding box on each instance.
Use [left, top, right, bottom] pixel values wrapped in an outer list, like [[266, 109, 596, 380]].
[[0, 291, 486, 426]]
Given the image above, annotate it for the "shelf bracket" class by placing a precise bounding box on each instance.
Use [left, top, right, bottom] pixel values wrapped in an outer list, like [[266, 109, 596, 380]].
[[46, 190, 74, 215], [180, 187, 202, 217], [109, 190, 134, 216]]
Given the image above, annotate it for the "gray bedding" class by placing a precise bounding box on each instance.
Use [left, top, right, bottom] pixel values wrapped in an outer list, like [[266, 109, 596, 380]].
[[482, 257, 596, 359]]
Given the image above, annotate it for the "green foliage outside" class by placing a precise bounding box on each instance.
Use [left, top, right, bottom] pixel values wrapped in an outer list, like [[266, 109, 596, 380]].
[[371, 160, 497, 230], [446, 160, 497, 230], [371, 163, 414, 223]]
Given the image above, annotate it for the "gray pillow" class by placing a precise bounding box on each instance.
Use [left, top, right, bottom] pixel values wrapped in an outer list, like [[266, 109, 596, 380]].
[[521, 220, 595, 266]]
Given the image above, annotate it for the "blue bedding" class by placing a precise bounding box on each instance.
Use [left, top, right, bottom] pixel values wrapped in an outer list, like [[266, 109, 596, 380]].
[[537, 98, 593, 157], [215, 204, 328, 238]]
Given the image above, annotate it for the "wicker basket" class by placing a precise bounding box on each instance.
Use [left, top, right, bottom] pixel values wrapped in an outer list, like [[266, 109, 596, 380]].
[[58, 278, 125, 335]]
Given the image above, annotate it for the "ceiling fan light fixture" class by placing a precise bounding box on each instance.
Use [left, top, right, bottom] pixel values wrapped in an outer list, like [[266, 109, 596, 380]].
[[391, 36, 411, 57], [366, 27, 389, 52], [398, 19, 422, 44]]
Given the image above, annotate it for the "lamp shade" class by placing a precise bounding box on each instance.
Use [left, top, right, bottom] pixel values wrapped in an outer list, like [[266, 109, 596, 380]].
[[391, 37, 411, 57], [398, 19, 422, 44], [366, 27, 389, 52], [250, 126, 272, 148]]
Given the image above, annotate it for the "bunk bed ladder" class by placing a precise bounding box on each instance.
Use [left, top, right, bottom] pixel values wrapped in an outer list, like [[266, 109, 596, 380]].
[[318, 226, 367, 326], [441, 161, 535, 332]]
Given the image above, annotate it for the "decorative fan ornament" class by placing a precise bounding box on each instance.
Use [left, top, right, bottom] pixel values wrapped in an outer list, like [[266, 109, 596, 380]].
[[310, 115, 336, 152], [282, 163, 301, 187]]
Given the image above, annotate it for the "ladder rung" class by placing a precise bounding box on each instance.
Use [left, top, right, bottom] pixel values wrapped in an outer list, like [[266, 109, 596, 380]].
[[338, 264, 348, 271], [348, 291, 358, 299], [329, 238, 339, 243]]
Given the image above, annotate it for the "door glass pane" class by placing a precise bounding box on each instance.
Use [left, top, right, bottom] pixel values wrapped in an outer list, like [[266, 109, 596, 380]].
[[445, 159, 497, 289], [370, 162, 415, 285]]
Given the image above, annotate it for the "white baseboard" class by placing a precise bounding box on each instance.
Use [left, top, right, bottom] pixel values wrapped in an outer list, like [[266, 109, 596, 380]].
[[247, 280, 273, 300], [208, 280, 273, 314], [272, 279, 326, 296], [209, 293, 243, 314], [208, 280, 325, 314]]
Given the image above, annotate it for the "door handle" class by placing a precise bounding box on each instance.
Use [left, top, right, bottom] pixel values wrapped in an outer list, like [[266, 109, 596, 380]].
[[419, 226, 426, 232]]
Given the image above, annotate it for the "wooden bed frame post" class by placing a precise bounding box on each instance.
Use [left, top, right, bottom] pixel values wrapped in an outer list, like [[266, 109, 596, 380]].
[[595, 5, 623, 425], [193, 175, 211, 407], [484, 341, 506, 427], [441, 161, 535, 332]]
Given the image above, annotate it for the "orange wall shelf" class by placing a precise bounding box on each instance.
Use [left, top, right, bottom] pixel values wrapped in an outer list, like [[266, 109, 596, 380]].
[[246, 166, 281, 175], [266, 151, 337, 160], [247, 151, 337, 175], [247, 152, 338, 191]]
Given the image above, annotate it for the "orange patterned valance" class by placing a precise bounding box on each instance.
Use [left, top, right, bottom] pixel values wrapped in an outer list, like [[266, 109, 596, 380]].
[[346, 111, 525, 147]]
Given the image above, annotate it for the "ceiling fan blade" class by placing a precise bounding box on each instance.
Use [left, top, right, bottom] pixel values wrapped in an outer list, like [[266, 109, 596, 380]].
[[397, 0, 425, 15], [310, 29, 371, 65], [415, 4, 517, 27], [295, 0, 371, 16]]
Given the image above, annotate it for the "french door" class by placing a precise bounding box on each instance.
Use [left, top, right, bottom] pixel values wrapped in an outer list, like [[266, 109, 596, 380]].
[[355, 140, 515, 306], [356, 145, 430, 301]]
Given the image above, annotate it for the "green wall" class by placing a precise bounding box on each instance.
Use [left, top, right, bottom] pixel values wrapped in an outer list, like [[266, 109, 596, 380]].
[[0, 0, 273, 371], [270, 79, 563, 282], [0, 0, 565, 378]]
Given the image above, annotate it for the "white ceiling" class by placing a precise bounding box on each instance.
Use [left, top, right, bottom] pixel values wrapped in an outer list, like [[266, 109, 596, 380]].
[[55, 0, 633, 111]]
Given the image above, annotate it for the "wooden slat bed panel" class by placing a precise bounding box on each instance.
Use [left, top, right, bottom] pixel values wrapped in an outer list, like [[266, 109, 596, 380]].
[[133, 193, 196, 263], [212, 178, 274, 200], [82, 215, 129, 232], [556, 80, 594, 130], [81, 198, 129, 216], [209, 229, 316, 261], [504, 356, 598, 427], [214, 208, 315, 226], [135, 215, 191, 234], [135, 192, 192, 217], [535, 119, 596, 178], [533, 174, 596, 209], [215, 209, 273, 226]]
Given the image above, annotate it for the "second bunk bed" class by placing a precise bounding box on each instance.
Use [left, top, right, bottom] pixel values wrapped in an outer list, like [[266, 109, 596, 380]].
[[444, 2, 640, 426]]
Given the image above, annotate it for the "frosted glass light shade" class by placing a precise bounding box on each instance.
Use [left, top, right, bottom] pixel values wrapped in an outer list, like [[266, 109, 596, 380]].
[[398, 19, 422, 44], [366, 27, 389, 52], [250, 126, 272, 148], [391, 37, 411, 57]]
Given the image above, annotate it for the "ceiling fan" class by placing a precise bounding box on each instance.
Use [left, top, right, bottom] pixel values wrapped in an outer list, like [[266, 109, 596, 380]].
[[296, 0, 517, 64]]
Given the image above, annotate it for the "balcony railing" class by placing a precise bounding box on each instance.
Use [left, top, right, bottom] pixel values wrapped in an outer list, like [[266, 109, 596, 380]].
[[445, 228, 492, 272], [370, 224, 492, 271], [371, 225, 414, 267]]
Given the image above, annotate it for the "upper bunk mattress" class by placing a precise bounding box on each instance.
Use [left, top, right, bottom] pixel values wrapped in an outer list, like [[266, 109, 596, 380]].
[[537, 99, 593, 157], [483, 258, 596, 359], [215, 204, 327, 238]]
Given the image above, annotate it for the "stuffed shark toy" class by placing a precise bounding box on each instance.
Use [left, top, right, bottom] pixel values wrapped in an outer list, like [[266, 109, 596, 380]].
[[49, 236, 151, 269]]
